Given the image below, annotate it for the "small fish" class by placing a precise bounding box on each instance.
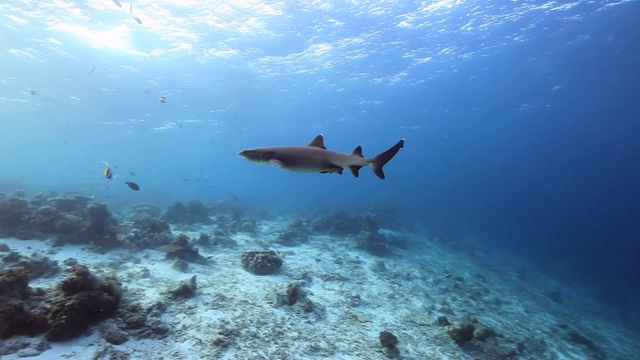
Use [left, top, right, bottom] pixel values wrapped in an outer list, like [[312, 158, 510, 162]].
[[133, 17, 142, 25], [129, 171, 136, 176], [29, 89, 36, 95], [125, 181, 140, 191], [112, 0, 122, 7], [159, 95, 166, 103], [102, 161, 113, 179], [88, 67, 95, 75]]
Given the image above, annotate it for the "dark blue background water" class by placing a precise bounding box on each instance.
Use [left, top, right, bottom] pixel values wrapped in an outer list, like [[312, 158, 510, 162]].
[[1, 0, 638, 325]]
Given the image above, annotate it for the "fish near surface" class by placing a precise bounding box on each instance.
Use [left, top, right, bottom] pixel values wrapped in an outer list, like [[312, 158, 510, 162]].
[[238, 134, 404, 179]]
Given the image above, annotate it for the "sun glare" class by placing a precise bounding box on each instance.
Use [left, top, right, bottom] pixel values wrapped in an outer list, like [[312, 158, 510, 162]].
[[51, 23, 133, 52]]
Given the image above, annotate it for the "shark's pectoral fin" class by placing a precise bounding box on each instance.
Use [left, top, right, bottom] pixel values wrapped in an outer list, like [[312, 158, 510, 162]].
[[349, 165, 363, 177], [269, 159, 285, 167], [321, 166, 344, 175]]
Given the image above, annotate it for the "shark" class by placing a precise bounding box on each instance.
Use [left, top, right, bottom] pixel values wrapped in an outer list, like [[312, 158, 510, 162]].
[[238, 134, 405, 179]]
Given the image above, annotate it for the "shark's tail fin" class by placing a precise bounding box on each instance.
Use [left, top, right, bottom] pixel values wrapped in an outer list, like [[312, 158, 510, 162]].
[[371, 139, 405, 179]]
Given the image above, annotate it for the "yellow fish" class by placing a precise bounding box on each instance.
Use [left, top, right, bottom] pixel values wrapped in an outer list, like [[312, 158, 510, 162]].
[[102, 161, 113, 179]]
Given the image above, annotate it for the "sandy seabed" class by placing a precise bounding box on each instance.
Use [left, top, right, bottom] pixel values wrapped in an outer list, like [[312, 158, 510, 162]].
[[1, 219, 638, 360]]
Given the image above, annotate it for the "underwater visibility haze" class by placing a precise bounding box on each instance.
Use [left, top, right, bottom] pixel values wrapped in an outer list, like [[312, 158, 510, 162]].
[[1, 0, 639, 358]]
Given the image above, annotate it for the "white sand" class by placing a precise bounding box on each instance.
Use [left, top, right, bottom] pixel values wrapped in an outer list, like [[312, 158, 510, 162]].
[[1, 221, 638, 359]]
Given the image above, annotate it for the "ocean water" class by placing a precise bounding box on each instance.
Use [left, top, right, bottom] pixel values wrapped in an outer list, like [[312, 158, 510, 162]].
[[1, 0, 639, 359]]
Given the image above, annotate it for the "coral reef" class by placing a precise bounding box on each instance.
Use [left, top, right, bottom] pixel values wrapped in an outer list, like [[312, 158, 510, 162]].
[[0, 267, 32, 299], [0, 303, 49, 338], [169, 275, 197, 299], [474, 324, 497, 341], [31, 206, 79, 235], [312, 211, 378, 235], [173, 259, 189, 272], [436, 316, 451, 326], [275, 219, 309, 246], [125, 203, 162, 221], [355, 231, 390, 256], [379, 330, 398, 347], [0, 192, 126, 249], [448, 322, 475, 345], [241, 250, 283, 275], [237, 219, 257, 233], [0, 196, 35, 239], [82, 202, 120, 248], [379, 331, 400, 358], [275, 282, 315, 313], [161, 200, 212, 225], [48, 265, 122, 341], [1, 250, 59, 279], [311, 211, 410, 256], [100, 323, 129, 345], [42, 194, 92, 214], [123, 217, 173, 250], [0, 268, 49, 339], [112, 301, 169, 341], [155, 233, 208, 264], [196, 232, 211, 245], [207, 228, 238, 248]]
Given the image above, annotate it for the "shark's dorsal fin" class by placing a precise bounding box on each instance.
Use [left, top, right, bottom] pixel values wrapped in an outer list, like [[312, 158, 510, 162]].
[[351, 146, 363, 158], [308, 134, 327, 149]]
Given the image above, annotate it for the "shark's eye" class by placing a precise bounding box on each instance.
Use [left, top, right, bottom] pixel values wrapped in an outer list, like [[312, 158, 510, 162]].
[[262, 151, 274, 160]]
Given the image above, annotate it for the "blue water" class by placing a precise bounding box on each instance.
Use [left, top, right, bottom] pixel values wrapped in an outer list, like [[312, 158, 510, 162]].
[[1, 0, 639, 326]]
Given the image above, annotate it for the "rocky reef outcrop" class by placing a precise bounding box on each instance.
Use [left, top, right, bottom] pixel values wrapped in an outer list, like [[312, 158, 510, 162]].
[[275, 282, 312, 309], [275, 219, 309, 246], [122, 216, 173, 250], [379, 330, 400, 358], [161, 200, 212, 225], [241, 250, 282, 275], [168, 275, 198, 299], [1, 249, 59, 279], [0, 192, 121, 249], [312, 211, 379, 235], [47, 265, 122, 341], [0, 195, 36, 239], [312, 211, 411, 256], [156, 233, 208, 264], [0, 267, 50, 339]]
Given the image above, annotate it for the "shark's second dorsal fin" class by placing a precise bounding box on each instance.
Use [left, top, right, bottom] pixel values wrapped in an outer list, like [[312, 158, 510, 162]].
[[308, 134, 327, 149], [351, 146, 363, 158]]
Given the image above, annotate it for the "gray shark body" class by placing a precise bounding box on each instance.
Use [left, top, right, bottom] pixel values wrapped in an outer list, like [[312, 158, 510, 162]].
[[238, 134, 404, 179]]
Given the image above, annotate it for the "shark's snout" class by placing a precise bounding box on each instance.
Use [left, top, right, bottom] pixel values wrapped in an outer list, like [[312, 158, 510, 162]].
[[238, 148, 264, 163]]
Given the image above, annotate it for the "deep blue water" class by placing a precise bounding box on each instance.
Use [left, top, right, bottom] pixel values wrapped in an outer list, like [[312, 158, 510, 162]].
[[1, 0, 639, 324]]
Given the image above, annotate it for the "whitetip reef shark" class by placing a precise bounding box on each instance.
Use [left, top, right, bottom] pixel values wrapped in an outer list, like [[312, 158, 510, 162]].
[[238, 134, 405, 179]]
